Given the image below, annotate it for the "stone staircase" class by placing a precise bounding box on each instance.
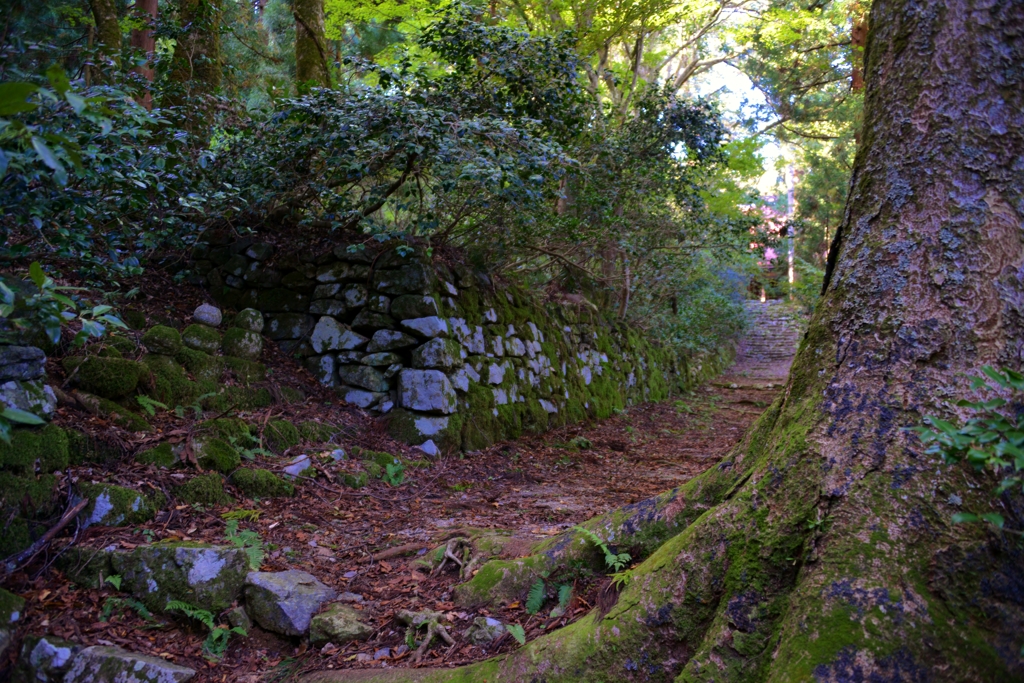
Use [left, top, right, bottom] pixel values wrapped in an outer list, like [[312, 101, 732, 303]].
[[730, 300, 808, 380]]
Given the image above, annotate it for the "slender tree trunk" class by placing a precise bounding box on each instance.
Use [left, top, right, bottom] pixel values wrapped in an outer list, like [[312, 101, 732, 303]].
[[305, 0, 1024, 681], [294, 0, 330, 92], [88, 0, 121, 77], [130, 0, 158, 109]]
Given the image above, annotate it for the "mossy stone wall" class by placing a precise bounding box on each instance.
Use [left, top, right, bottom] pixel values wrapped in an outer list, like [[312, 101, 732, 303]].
[[196, 238, 733, 452]]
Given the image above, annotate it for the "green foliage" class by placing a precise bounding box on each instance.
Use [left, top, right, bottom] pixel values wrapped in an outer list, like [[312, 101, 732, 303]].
[[102, 596, 157, 623], [224, 519, 265, 570], [556, 583, 572, 610], [526, 578, 546, 615], [135, 396, 168, 416], [166, 600, 247, 659], [506, 623, 526, 646], [573, 526, 632, 572], [913, 366, 1024, 529], [105, 574, 122, 590], [221, 509, 261, 522], [382, 461, 406, 487]]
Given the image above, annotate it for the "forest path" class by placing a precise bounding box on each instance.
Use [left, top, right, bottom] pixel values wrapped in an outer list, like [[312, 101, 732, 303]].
[[19, 309, 801, 682]]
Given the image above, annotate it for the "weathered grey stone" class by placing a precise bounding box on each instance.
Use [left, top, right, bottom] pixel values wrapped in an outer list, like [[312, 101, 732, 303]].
[[367, 294, 391, 313], [313, 283, 341, 299], [332, 245, 375, 263], [282, 454, 311, 478], [243, 262, 282, 288], [360, 352, 401, 367], [0, 345, 45, 381], [309, 603, 373, 646], [79, 483, 161, 528], [366, 329, 419, 353], [15, 634, 80, 682], [278, 339, 315, 357], [337, 350, 365, 363], [337, 365, 390, 392], [306, 354, 336, 385], [0, 587, 24, 626], [309, 299, 347, 317], [372, 262, 436, 296], [233, 308, 264, 333], [280, 271, 316, 292], [192, 304, 222, 327], [397, 369, 456, 414], [339, 284, 368, 309], [310, 317, 349, 354], [416, 439, 440, 457], [245, 243, 274, 261], [339, 387, 386, 409], [224, 275, 244, 289], [316, 263, 370, 283], [182, 325, 221, 353], [400, 316, 449, 339], [504, 337, 527, 357], [227, 606, 252, 631], [411, 338, 463, 370], [350, 310, 395, 333], [0, 379, 57, 421], [64, 646, 195, 682], [257, 288, 309, 313], [221, 328, 262, 360], [112, 544, 249, 613], [265, 314, 314, 341], [391, 295, 438, 320], [463, 616, 506, 645], [244, 570, 337, 637], [222, 254, 248, 278], [383, 363, 402, 379]]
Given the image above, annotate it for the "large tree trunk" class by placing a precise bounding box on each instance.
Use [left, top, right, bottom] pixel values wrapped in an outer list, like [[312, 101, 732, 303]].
[[88, 0, 122, 77], [130, 0, 158, 109], [294, 0, 330, 92], [166, 0, 222, 135], [306, 0, 1024, 680]]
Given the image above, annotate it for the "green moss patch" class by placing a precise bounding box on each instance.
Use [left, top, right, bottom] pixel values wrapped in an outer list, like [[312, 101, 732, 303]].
[[141, 325, 181, 355], [265, 420, 300, 453], [299, 421, 337, 443], [230, 468, 295, 499], [194, 437, 241, 474], [174, 347, 224, 383], [136, 443, 176, 468], [0, 424, 68, 474], [0, 472, 59, 517], [223, 356, 265, 384], [175, 473, 232, 507], [64, 356, 146, 399], [182, 324, 222, 353], [78, 482, 165, 526], [201, 418, 255, 447]]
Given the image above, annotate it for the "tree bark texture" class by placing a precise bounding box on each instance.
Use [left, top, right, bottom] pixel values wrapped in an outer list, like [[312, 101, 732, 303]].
[[168, 0, 222, 93], [130, 0, 158, 109], [294, 0, 330, 91], [305, 1, 1024, 681], [88, 0, 122, 76]]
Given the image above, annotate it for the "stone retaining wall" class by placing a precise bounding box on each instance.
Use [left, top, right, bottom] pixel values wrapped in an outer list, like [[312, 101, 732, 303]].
[[196, 237, 733, 453]]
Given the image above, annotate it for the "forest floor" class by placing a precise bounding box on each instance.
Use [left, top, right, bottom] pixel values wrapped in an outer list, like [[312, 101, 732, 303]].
[[4, 275, 793, 681]]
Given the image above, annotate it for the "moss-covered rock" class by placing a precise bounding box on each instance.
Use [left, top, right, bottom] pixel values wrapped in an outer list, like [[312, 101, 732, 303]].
[[0, 471, 59, 518], [342, 472, 369, 489], [66, 430, 122, 466], [78, 483, 165, 527], [223, 356, 265, 384], [181, 324, 221, 353], [222, 327, 263, 360], [230, 468, 295, 499], [55, 545, 116, 587], [232, 308, 264, 333], [201, 418, 255, 447], [141, 325, 181, 355], [175, 473, 232, 507], [140, 354, 196, 406], [265, 420, 300, 453], [202, 387, 273, 412], [174, 347, 224, 383], [280, 386, 305, 404], [0, 424, 68, 473], [97, 397, 151, 432], [136, 443, 176, 468], [112, 544, 249, 613], [299, 420, 336, 443], [194, 437, 241, 474], [389, 409, 463, 451], [64, 356, 146, 399]]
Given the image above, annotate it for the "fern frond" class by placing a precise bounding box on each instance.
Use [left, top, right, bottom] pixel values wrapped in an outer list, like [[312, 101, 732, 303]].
[[557, 583, 573, 609], [526, 578, 546, 614], [506, 623, 526, 645]]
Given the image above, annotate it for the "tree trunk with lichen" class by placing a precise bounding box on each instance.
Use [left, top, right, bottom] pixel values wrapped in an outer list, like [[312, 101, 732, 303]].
[[88, 0, 121, 78], [305, 1, 1024, 681], [165, 0, 221, 129], [294, 0, 330, 92]]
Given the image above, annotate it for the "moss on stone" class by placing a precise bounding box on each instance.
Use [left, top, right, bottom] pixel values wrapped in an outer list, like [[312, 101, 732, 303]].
[[173, 347, 224, 383], [230, 468, 295, 499], [175, 473, 232, 507], [78, 482, 164, 526], [0, 424, 68, 474], [66, 430, 122, 465], [141, 353, 196, 406], [202, 387, 273, 412], [222, 327, 263, 360], [55, 545, 116, 588], [141, 325, 182, 355], [223, 356, 265, 384], [201, 418, 255, 447], [264, 420, 300, 453], [343, 472, 369, 489], [64, 356, 146, 399], [0, 518, 30, 558], [0, 471, 58, 517], [364, 461, 382, 479], [97, 398, 151, 432], [299, 420, 337, 443], [279, 386, 305, 404], [181, 323, 222, 353], [195, 437, 241, 474], [136, 442, 176, 468]]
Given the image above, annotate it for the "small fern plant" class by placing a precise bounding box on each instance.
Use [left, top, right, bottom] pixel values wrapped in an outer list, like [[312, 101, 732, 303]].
[[573, 526, 631, 572], [166, 600, 246, 659], [225, 520, 265, 570], [526, 578, 546, 615], [135, 396, 168, 416]]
